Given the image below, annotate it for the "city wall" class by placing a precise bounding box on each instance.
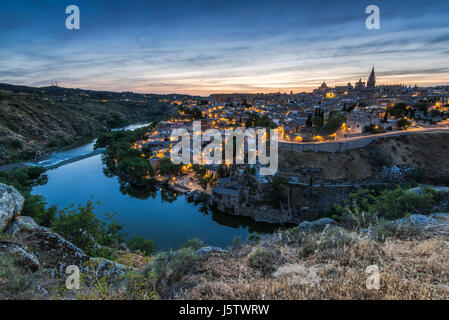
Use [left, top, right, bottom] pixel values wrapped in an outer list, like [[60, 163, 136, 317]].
[[278, 129, 449, 153], [279, 137, 375, 153]]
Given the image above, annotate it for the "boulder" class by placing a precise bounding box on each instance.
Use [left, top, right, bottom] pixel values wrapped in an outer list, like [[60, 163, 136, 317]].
[[0, 241, 40, 272], [14, 226, 89, 276], [389, 214, 438, 227], [388, 214, 449, 235], [5, 216, 39, 235], [13, 226, 132, 281], [298, 217, 337, 233], [0, 183, 25, 231], [90, 257, 134, 279], [118, 242, 129, 252], [408, 186, 449, 195], [431, 213, 449, 221], [196, 246, 232, 256]]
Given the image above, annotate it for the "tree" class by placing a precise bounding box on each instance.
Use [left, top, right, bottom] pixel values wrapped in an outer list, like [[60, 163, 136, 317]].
[[414, 102, 429, 112], [52, 201, 124, 259], [245, 113, 277, 129], [269, 175, 289, 209], [382, 107, 389, 123], [179, 105, 203, 120], [312, 115, 324, 129], [397, 118, 411, 130], [117, 157, 155, 183], [158, 157, 182, 176], [312, 107, 324, 131], [389, 102, 408, 118], [326, 112, 346, 133], [306, 114, 313, 128], [192, 165, 217, 191], [126, 235, 156, 256]]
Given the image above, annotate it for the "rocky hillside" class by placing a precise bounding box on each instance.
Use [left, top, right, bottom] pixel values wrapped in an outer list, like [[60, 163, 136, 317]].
[[280, 131, 449, 184], [0, 83, 180, 165], [0, 183, 136, 299], [1, 182, 449, 300]]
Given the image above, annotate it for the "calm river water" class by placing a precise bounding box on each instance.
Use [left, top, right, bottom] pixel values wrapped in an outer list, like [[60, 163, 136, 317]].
[[31, 125, 277, 249]]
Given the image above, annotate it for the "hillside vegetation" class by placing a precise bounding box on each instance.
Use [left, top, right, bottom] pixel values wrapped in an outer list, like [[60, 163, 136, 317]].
[[1, 170, 449, 300], [0, 84, 179, 165]]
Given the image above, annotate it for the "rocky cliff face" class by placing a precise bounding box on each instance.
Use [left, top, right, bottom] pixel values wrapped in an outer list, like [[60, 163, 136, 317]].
[[0, 85, 177, 165], [0, 183, 131, 298], [0, 183, 24, 231], [280, 131, 449, 184]]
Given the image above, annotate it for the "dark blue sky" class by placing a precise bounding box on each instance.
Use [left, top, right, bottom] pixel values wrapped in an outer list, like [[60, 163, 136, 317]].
[[1, 0, 448, 95]]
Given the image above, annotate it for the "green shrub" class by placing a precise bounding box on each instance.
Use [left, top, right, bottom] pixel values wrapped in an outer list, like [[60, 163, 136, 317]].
[[0, 166, 47, 194], [376, 187, 438, 219], [22, 194, 57, 227], [10, 139, 23, 149], [151, 247, 199, 283], [248, 247, 283, 275], [180, 237, 204, 251], [48, 140, 59, 148], [341, 207, 379, 229], [126, 235, 156, 256], [248, 232, 261, 243], [336, 186, 443, 227], [52, 201, 124, 259]]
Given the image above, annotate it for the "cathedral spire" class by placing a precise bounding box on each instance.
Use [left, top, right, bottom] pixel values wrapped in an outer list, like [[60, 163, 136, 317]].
[[367, 66, 376, 89]]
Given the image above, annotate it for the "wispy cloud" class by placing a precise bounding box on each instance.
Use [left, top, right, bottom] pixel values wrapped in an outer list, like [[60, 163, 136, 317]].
[[1, 0, 448, 95]]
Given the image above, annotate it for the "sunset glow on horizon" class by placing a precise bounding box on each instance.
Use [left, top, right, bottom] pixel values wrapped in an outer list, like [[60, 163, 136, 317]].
[[1, 0, 448, 96]]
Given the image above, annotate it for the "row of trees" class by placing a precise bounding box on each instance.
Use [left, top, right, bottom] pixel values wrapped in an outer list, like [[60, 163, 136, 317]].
[[306, 108, 346, 134], [178, 105, 202, 120], [96, 125, 157, 186], [245, 113, 277, 129]]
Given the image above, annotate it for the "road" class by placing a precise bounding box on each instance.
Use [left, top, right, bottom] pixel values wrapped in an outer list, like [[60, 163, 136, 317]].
[[280, 125, 449, 146]]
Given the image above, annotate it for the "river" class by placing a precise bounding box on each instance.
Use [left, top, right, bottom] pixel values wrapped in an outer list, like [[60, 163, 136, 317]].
[[30, 123, 277, 250]]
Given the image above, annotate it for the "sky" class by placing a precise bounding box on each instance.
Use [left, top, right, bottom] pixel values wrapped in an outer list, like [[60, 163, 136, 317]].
[[0, 0, 448, 96]]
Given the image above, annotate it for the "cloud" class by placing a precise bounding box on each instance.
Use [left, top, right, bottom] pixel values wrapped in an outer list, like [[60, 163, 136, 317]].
[[1, 0, 449, 94]]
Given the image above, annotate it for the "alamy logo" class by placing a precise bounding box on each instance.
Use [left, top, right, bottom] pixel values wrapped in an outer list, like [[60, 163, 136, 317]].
[[365, 5, 380, 30], [66, 5, 80, 30], [65, 265, 80, 290], [365, 265, 380, 290], [170, 121, 279, 175]]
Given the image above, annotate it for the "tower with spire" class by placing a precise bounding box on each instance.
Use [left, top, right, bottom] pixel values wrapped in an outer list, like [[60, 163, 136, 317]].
[[367, 67, 376, 90]]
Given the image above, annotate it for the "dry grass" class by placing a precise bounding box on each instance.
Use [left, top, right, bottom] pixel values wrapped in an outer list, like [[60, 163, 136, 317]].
[[173, 235, 449, 300], [115, 251, 153, 270]]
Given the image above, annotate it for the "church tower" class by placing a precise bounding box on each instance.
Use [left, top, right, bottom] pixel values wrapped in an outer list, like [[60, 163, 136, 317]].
[[367, 67, 376, 90]]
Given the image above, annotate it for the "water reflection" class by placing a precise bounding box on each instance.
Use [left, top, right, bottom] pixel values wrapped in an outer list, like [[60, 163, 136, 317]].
[[29, 121, 288, 249]]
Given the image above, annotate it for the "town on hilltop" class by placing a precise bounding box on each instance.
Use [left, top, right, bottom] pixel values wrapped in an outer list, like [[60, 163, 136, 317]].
[[118, 67, 449, 223], [139, 66, 449, 161]]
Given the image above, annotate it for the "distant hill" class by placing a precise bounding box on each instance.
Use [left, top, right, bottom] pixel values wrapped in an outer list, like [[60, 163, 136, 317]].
[[0, 83, 186, 165]]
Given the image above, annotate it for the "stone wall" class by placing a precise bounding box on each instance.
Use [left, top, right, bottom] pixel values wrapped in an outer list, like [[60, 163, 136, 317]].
[[279, 137, 375, 153], [280, 129, 449, 153]]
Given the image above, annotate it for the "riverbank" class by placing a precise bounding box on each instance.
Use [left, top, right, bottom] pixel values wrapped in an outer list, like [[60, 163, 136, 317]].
[[0, 122, 153, 172]]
